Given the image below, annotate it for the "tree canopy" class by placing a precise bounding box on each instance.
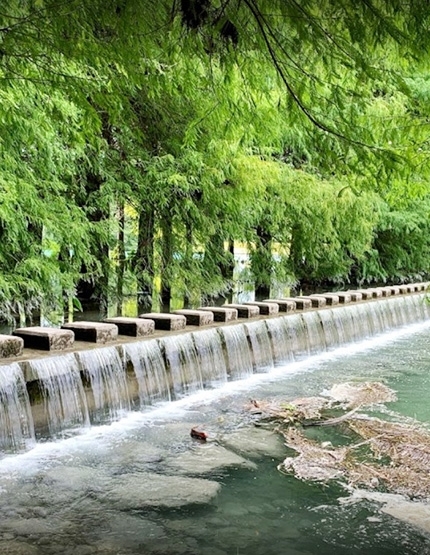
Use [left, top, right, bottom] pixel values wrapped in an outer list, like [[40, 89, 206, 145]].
[[0, 0, 429, 320]]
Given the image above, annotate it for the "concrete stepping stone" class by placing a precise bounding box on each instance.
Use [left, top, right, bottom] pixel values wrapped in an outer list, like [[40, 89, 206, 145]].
[[383, 286, 400, 295], [172, 309, 214, 326], [328, 292, 352, 304], [310, 294, 339, 306], [263, 299, 296, 312], [222, 303, 260, 318], [0, 334, 24, 357], [198, 306, 238, 322], [13, 326, 74, 351], [410, 283, 426, 292], [300, 296, 326, 308], [356, 289, 377, 300], [345, 291, 363, 301], [139, 313, 186, 331], [398, 285, 411, 294], [103, 317, 155, 337], [243, 301, 279, 315], [366, 288, 383, 298], [61, 321, 117, 343], [375, 287, 391, 297], [279, 297, 312, 310]]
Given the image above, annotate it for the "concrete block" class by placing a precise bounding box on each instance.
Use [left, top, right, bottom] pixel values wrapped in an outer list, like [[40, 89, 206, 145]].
[[300, 296, 327, 308], [346, 291, 363, 302], [61, 321, 117, 343], [13, 326, 74, 351], [279, 297, 312, 310], [263, 299, 296, 312], [375, 288, 391, 297], [356, 290, 374, 300], [104, 317, 155, 337], [172, 309, 214, 326], [243, 301, 279, 315], [329, 292, 352, 304], [0, 334, 24, 357], [310, 294, 339, 306], [198, 307, 238, 322], [223, 304, 260, 318], [139, 313, 186, 331]]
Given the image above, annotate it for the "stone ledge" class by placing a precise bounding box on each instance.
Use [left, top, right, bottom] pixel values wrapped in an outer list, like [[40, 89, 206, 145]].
[[300, 296, 327, 308], [103, 317, 155, 337], [375, 288, 391, 297], [356, 290, 377, 300], [0, 334, 24, 357], [61, 322, 118, 343], [243, 301, 279, 315], [263, 299, 296, 312], [13, 327, 74, 351], [198, 306, 238, 322], [330, 292, 352, 304], [346, 291, 363, 302], [222, 304, 260, 318], [310, 294, 339, 306], [279, 297, 312, 310], [139, 313, 186, 331], [172, 309, 214, 326]]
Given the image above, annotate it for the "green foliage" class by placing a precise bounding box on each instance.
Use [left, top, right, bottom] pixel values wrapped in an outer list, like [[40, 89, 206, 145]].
[[0, 0, 429, 318]]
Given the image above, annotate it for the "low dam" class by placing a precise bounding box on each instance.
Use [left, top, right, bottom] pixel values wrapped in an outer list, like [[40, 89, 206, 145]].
[[0, 286, 430, 555], [0, 284, 428, 453]]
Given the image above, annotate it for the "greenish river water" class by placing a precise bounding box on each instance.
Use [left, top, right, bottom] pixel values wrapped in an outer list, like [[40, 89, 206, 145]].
[[1, 321, 430, 554]]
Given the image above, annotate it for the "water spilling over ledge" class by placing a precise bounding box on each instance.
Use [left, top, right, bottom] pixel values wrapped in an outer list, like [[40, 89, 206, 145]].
[[0, 287, 429, 453]]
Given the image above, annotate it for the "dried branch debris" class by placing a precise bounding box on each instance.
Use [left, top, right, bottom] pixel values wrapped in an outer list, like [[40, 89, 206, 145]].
[[248, 382, 430, 500]]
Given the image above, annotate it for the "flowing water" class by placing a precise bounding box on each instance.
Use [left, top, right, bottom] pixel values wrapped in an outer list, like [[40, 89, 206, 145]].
[[0, 296, 430, 554]]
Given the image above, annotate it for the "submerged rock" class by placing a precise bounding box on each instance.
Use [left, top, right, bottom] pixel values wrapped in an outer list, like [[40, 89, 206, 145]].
[[166, 443, 257, 475], [0, 540, 41, 555], [101, 472, 221, 509], [220, 426, 285, 459]]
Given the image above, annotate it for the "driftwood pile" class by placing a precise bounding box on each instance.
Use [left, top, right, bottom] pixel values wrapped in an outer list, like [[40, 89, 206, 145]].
[[247, 382, 430, 499]]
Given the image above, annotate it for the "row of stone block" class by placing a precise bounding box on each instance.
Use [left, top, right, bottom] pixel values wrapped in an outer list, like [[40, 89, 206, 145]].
[[0, 283, 427, 357]]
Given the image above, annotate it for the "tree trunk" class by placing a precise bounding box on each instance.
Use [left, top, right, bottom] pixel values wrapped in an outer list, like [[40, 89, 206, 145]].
[[253, 226, 272, 301], [160, 217, 173, 313], [133, 205, 155, 313], [116, 200, 125, 315]]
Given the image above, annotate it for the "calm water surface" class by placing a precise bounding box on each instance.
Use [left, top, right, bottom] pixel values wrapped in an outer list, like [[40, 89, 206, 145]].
[[1, 322, 430, 554]]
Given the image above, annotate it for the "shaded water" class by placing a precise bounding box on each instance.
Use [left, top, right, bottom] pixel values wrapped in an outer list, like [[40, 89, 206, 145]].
[[0, 297, 430, 553]]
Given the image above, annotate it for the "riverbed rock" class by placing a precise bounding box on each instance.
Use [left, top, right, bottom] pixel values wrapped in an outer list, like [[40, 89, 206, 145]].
[[220, 426, 286, 459], [104, 440, 165, 473], [0, 540, 41, 554], [101, 472, 221, 509], [166, 443, 257, 475], [0, 517, 73, 538], [97, 512, 166, 551]]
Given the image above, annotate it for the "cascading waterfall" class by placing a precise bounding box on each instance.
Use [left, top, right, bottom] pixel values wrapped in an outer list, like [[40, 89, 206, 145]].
[[265, 317, 296, 365], [244, 320, 274, 371], [300, 311, 327, 353], [0, 292, 429, 451], [28, 354, 89, 437], [125, 339, 171, 406], [218, 324, 254, 379], [318, 309, 342, 348], [0, 363, 34, 452], [77, 347, 130, 423], [281, 313, 310, 358], [192, 328, 228, 388], [161, 334, 203, 397]]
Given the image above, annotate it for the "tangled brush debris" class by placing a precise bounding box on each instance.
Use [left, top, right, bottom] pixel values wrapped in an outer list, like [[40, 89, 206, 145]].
[[247, 382, 430, 499]]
